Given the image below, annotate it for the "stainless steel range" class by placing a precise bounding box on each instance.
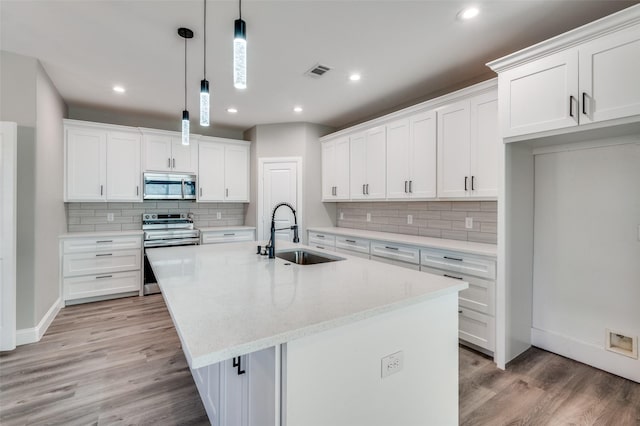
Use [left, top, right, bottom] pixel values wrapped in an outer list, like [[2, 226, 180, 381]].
[[143, 213, 200, 295]]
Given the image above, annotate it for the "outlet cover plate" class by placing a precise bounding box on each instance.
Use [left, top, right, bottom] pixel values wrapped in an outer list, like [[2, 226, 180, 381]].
[[381, 351, 403, 378], [366, 213, 371, 222], [407, 214, 413, 225], [465, 217, 473, 229]]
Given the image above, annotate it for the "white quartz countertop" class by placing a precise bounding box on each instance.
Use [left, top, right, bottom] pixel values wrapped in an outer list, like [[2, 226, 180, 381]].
[[59, 230, 143, 239], [197, 226, 256, 233], [307, 226, 497, 257], [146, 241, 467, 369]]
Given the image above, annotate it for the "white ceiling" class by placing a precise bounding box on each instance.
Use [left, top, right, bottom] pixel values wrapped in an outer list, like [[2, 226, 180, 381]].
[[1, 1, 637, 134]]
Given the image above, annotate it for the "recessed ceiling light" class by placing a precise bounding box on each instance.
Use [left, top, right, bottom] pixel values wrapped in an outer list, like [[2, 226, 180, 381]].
[[293, 106, 303, 113], [113, 85, 125, 93], [349, 73, 361, 82], [458, 6, 479, 20], [227, 107, 238, 113]]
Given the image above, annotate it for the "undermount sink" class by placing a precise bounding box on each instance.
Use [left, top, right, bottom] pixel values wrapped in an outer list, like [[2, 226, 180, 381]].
[[276, 249, 344, 265]]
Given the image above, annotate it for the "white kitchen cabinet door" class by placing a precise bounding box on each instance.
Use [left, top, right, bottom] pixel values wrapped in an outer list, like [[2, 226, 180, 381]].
[[499, 49, 578, 138], [171, 138, 197, 173], [322, 138, 350, 201], [106, 131, 141, 201], [470, 92, 498, 198], [408, 110, 437, 199], [198, 142, 225, 201], [579, 23, 640, 125], [224, 144, 249, 201], [349, 132, 367, 199], [385, 118, 410, 199], [143, 133, 173, 172], [437, 100, 471, 198], [66, 127, 106, 201], [364, 126, 386, 199]]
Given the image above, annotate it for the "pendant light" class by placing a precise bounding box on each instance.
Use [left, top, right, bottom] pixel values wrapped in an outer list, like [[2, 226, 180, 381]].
[[200, 0, 210, 126], [233, 0, 247, 89], [178, 27, 193, 145]]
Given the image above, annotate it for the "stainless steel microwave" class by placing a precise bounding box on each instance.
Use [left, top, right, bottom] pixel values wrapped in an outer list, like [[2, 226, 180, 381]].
[[143, 172, 197, 200]]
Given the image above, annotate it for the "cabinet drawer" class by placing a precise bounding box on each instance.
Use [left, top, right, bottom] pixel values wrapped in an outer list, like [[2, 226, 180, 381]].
[[371, 255, 420, 270], [335, 247, 368, 259], [421, 248, 495, 280], [63, 236, 142, 254], [307, 232, 336, 247], [459, 308, 495, 352], [63, 249, 141, 277], [64, 270, 140, 301], [308, 239, 336, 252], [201, 230, 255, 244], [370, 241, 420, 264], [421, 266, 495, 315], [335, 236, 370, 255]]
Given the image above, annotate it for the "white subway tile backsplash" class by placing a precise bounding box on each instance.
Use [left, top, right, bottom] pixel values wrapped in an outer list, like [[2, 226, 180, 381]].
[[336, 201, 496, 244], [66, 201, 247, 232]]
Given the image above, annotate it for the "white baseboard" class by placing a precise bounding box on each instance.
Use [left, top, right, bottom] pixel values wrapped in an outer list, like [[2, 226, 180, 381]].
[[531, 327, 639, 383], [16, 297, 63, 346]]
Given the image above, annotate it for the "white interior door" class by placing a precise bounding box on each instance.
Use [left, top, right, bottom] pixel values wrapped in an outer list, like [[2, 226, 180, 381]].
[[261, 160, 299, 243], [0, 122, 17, 351]]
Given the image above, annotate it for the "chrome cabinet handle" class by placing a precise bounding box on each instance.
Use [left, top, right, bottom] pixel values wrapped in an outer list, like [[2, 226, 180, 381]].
[[168, 158, 171, 168], [95, 253, 112, 257], [96, 275, 113, 279], [409, 180, 412, 193], [224, 233, 235, 236], [96, 240, 113, 243], [362, 184, 366, 195], [444, 274, 463, 280], [346, 239, 356, 243], [444, 256, 463, 262], [100, 185, 103, 196], [172, 158, 176, 168], [226, 188, 229, 197], [136, 185, 139, 196], [366, 184, 369, 195], [315, 234, 325, 238], [384, 246, 399, 250], [404, 181, 408, 193]]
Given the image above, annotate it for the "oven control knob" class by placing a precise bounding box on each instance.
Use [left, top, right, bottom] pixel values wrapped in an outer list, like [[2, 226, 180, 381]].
[[143, 214, 150, 220], [181, 213, 186, 219], [151, 214, 157, 220]]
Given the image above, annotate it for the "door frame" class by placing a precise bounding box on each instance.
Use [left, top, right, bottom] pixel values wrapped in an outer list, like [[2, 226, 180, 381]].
[[257, 157, 303, 242], [1, 122, 17, 351]]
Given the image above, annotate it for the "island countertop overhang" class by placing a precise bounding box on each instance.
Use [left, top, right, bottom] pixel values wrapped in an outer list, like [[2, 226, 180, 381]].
[[146, 241, 467, 369]]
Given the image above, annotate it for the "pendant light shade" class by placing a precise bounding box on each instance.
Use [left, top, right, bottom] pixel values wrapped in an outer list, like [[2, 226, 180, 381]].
[[233, 0, 247, 89], [200, 0, 210, 126], [178, 27, 193, 145]]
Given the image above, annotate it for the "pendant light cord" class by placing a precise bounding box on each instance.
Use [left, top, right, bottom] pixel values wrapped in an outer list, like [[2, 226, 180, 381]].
[[184, 36, 187, 109], [203, 0, 207, 79], [239, 0, 242, 19]]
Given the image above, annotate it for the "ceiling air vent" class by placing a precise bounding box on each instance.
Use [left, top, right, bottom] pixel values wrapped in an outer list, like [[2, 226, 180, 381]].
[[305, 63, 331, 78]]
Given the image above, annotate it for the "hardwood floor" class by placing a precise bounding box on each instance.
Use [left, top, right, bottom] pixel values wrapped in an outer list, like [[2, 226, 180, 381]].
[[1, 295, 639, 425]]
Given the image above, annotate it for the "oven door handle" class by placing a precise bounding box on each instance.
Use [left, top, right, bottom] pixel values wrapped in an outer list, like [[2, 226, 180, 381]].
[[181, 179, 185, 199], [144, 238, 200, 248]]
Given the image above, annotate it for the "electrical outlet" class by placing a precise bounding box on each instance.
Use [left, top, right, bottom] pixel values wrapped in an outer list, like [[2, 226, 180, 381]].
[[366, 213, 371, 222], [381, 351, 403, 378], [407, 214, 413, 225], [217, 212, 222, 220], [107, 213, 114, 222], [465, 217, 473, 229], [340, 211, 344, 220]]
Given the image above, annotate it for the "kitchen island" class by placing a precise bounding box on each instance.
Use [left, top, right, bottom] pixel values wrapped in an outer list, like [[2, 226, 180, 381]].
[[146, 241, 467, 426]]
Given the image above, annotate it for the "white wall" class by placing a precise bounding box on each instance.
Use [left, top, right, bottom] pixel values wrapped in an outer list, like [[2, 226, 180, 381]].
[[0, 51, 67, 333], [533, 138, 640, 382]]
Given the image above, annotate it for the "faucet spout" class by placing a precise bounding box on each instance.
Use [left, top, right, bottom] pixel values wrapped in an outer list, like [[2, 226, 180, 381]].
[[268, 202, 299, 258]]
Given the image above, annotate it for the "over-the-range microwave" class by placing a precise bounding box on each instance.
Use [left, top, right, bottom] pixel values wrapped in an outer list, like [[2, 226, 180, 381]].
[[143, 172, 197, 200]]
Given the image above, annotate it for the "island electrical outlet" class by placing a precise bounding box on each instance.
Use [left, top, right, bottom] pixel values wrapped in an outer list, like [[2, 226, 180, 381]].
[[381, 351, 403, 378]]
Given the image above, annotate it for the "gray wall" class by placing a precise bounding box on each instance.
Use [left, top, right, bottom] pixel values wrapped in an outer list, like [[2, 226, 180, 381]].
[[68, 105, 244, 140], [0, 51, 67, 329], [244, 123, 336, 242]]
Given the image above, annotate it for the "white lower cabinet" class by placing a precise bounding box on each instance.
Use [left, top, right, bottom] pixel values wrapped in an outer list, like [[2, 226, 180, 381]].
[[201, 228, 256, 245], [60, 233, 142, 304], [420, 249, 496, 352], [192, 348, 276, 426], [370, 241, 420, 265], [307, 232, 336, 251], [334, 236, 370, 258]]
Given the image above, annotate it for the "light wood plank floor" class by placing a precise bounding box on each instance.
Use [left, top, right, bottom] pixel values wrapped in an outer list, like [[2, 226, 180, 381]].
[[1, 295, 639, 425]]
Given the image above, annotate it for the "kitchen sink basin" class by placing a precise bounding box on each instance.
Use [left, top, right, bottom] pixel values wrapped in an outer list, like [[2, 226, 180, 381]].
[[276, 249, 344, 265]]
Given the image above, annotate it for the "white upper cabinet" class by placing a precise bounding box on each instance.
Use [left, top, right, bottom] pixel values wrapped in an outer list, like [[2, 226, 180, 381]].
[[492, 16, 640, 139], [66, 126, 107, 201], [386, 111, 437, 199], [198, 139, 250, 202], [143, 131, 197, 173], [350, 127, 386, 200], [321, 137, 350, 201], [437, 91, 498, 199], [65, 121, 141, 202], [106, 131, 141, 201], [579, 23, 640, 125], [498, 50, 578, 138]]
